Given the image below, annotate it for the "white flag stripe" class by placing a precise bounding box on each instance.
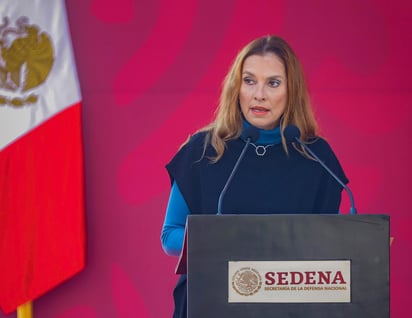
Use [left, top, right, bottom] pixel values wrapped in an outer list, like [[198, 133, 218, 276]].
[[0, 0, 81, 150]]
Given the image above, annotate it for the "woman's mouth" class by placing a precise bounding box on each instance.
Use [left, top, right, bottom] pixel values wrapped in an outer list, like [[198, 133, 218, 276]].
[[251, 106, 269, 115]]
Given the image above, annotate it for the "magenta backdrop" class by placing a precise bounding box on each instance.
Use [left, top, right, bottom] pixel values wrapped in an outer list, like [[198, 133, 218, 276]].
[[2, 0, 411, 317]]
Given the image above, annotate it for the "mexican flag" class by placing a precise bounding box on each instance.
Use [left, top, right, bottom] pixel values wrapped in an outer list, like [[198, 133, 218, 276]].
[[0, 0, 85, 313]]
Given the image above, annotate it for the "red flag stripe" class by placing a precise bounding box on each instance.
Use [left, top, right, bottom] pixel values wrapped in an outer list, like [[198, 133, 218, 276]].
[[0, 103, 85, 313]]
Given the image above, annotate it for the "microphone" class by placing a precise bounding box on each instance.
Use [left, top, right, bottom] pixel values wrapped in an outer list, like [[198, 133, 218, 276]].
[[285, 125, 357, 215], [217, 126, 260, 215]]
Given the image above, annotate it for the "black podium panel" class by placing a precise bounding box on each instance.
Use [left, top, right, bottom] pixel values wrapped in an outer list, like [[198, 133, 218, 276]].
[[186, 214, 389, 318]]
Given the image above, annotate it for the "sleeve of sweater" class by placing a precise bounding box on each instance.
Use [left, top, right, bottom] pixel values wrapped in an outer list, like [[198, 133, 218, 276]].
[[160, 181, 189, 256]]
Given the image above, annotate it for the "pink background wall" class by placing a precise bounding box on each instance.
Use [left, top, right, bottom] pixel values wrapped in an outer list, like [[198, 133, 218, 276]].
[[2, 0, 411, 317]]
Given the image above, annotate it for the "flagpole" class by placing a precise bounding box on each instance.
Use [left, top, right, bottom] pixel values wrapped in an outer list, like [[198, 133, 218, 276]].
[[17, 302, 33, 318]]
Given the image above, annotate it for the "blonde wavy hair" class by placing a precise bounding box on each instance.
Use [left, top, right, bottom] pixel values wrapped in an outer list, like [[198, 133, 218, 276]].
[[195, 35, 318, 162]]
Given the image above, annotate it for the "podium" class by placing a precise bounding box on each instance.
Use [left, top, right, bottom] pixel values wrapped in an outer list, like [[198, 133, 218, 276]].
[[181, 214, 389, 317]]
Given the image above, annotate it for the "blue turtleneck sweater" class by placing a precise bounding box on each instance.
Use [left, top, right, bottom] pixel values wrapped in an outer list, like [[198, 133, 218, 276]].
[[161, 122, 283, 256]]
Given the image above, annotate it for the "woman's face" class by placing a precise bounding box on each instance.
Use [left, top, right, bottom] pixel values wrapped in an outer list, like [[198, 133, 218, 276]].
[[239, 53, 287, 130]]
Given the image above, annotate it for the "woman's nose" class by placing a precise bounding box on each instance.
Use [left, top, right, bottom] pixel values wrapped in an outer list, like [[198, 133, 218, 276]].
[[253, 85, 266, 101]]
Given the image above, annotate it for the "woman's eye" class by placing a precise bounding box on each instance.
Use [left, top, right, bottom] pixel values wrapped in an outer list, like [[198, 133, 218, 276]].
[[243, 77, 255, 85], [268, 79, 281, 87]]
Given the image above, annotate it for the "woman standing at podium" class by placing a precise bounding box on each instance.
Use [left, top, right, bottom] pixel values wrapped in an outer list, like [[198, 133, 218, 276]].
[[161, 35, 348, 318]]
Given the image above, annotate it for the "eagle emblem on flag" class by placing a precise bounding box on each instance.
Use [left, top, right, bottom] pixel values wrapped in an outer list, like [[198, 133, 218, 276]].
[[0, 16, 54, 107]]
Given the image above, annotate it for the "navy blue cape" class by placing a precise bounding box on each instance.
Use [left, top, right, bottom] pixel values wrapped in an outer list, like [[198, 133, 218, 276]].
[[166, 132, 348, 318]]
